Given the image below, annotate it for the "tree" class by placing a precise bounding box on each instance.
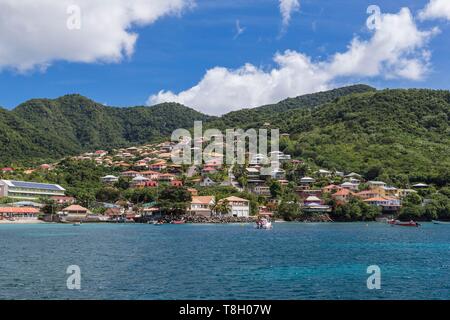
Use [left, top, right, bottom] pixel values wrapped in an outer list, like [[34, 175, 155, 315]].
[[213, 199, 231, 216], [269, 180, 283, 199], [157, 186, 192, 215]]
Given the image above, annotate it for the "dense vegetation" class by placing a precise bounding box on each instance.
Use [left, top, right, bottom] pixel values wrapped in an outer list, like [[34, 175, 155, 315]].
[[0, 95, 211, 165], [0, 85, 449, 189]]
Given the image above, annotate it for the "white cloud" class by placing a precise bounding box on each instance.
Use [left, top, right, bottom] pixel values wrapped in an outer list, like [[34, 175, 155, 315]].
[[279, 0, 300, 28], [149, 8, 438, 115], [419, 0, 450, 20], [0, 0, 193, 72]]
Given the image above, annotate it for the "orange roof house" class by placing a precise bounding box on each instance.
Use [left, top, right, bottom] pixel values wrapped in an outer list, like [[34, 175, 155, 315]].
[[332, 188, 354, 204]]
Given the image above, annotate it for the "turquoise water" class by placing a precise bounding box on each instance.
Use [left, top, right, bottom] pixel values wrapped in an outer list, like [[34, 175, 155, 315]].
[[0, 222, 449, 300]]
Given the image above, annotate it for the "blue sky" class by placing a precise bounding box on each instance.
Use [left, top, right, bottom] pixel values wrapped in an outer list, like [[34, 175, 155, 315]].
[[0, 0, 449, 114]]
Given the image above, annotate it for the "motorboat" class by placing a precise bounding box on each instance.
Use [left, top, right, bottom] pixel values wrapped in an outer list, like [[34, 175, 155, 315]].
[[388, 219, 420, 227], [256, 218, 272, 230], [432, 220, 450, 225]]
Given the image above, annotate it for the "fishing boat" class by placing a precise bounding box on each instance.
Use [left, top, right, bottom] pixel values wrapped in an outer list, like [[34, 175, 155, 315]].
[[388, 219, 420, 227], [432, 220, 450, 225], [256, 218, 272, 230]]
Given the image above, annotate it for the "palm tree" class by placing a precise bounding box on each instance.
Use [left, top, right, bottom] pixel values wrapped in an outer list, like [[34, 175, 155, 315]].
[[212, 199, 231, 217]]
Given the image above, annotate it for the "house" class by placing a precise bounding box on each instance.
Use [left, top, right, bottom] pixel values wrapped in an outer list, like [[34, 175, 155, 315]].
[[332, 188, 354, 203], [189, 196, 215, 217], [354, 190, 381, 200], [272, 168, 286, 180], [202, 166, 218, 175], [130, 176, 150, 188], [187, 188, 198, 196], [0, 180, 66, 200], [249, 153, 268, 165], [322, 184, 342, 194], [364, 197, 401, 213], [121, 170, 140, 178], [200, 177, 216, 187], [317, 169, 332, 177], [101, 175, 119, 184], [157, 173, 176, 182], [39, 164, 52, 170], [1, 167, 14, 173], [143, 181, 159, 188], [398, 189, 418, 198], [170, 180, 183, 187], [149, 161, 167, 171], [269, 151, 291, 162], [304, 196, 323, 205], [246, 167, 260, 179], [300, 177, 315, 185], [50, 196, 76, 205], [297, 189, 322, 199], [340, 182, 359, 191], [140, 170, 160, 180], [412, 183, 429, 189], [218, 196, 250, 217], [345, 172, 362, 179], [60, 205, 90, 222], [0, 207, 40, 221], [252, 185, 271, 196], [258, 206, 274, 217], [368, 181, 387, 189]]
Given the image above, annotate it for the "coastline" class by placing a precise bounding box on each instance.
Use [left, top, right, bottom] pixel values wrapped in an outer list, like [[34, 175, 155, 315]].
[[0, 219, 47, 224]]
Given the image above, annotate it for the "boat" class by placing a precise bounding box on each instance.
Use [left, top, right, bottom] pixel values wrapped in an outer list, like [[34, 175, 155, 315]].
[[153, 220, 164, 225], [171, 220, 186, 225], [256, 218, 272, 230], [388, 219, 420, 227], [73, 222, 82, 226], [432, 220, 450, 225]]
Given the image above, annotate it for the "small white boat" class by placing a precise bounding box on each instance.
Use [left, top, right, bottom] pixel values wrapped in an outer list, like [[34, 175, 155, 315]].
[[256, 218, 272, 230], [432, 220, 450, 225], [73, 222, 82, 226]]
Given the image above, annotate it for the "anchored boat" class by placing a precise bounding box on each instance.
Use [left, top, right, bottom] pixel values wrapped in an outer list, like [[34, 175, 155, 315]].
[[432, 220, 450, 225], [256, 218, 272, 230], [388, 219, 420, 227]]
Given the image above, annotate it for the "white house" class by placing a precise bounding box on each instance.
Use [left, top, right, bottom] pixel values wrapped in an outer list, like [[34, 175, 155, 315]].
[[101, 175, 119, 184], [219, 196, 250, 217]]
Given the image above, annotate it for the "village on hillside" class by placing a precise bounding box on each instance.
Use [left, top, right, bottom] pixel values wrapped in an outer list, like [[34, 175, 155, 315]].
[[0, 135, 439, 224]]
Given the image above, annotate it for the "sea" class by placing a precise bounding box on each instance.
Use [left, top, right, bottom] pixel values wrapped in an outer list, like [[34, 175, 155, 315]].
[[0, 222, 449, 300]]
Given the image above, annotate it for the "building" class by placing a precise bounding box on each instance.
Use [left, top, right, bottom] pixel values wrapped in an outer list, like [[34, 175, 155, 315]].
[[189, 196, 215, 217], [300, 177, 315, 185], [0, 180, 66, 200], [60, 205, 90, 222], [0, 207, 40, 221], [332, 188, 354, 203], [364, 197, 401, 213], [101, 175, 119, 184], [200, 177, 216, 187], [219, 196, 250, 217]]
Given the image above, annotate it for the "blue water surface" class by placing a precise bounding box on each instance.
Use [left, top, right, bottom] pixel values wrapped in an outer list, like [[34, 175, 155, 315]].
[[0, 222, 449, 300]]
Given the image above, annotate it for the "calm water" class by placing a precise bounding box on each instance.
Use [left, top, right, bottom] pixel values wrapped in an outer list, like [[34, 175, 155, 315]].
[[0, 222, 449, 300]]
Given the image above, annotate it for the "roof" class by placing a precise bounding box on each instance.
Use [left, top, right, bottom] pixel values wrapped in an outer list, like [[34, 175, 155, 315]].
[[191, 196, 215, 204], [305, 196, 321, 202], [62, 205, 88, 212], [333, 189, 353, 196], [0, 207, 39, 213], [222, 196, 249, 202], [0, 180, 65, 191]]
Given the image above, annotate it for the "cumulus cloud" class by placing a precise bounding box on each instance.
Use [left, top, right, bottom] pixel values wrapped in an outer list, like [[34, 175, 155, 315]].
[[279, 0, 300, 28], [419, 0, 450, 20], [148, 8, 438, 115], [0, 0, 193, 72]]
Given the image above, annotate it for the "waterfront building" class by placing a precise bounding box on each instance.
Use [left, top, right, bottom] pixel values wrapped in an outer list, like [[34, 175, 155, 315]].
[[218, 196, 250, 217], [0, 207, 40, 221], [189, 196, 215, 217], [101, 175, 119, 184], [0, 180, 66, 200]]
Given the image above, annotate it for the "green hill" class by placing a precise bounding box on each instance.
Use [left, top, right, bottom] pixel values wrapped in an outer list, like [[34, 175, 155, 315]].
[[0, 94, 211, 164], [0, 86, 449, 188]]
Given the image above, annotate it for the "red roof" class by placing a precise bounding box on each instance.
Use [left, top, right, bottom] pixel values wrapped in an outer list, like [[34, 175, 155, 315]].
[[0, 207, 39, 214], [1, 167, 14, 171], [333, 189, 353, 197]]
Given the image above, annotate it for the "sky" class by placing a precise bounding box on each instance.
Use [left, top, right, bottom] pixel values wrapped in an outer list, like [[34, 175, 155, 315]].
[[0, 0, 450, 115]]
